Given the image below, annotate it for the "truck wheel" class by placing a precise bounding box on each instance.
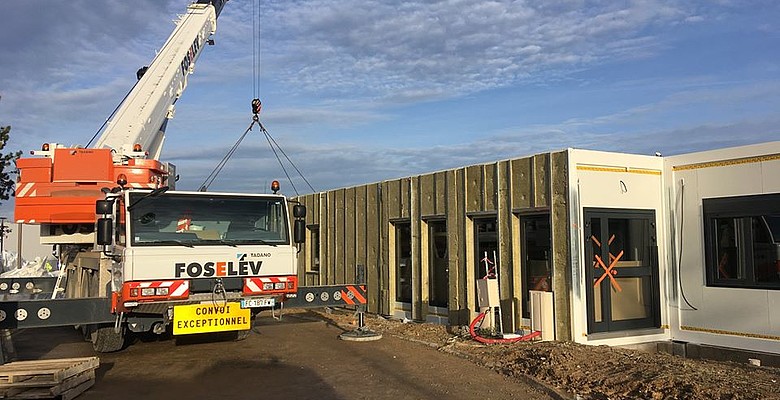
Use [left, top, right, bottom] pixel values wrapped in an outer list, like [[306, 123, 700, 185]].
[[91, 326, 125, 353], [235, 329, 251, 341]]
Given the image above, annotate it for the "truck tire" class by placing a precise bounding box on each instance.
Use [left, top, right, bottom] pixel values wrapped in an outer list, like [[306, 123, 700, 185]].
[[235, 329, 251, 341], [91, 326, 125, 353]]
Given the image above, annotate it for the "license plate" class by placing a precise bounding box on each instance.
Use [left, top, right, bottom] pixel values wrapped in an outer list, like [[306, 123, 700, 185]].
[[173, 303, 251, 335], [241, 297, 275, 308]]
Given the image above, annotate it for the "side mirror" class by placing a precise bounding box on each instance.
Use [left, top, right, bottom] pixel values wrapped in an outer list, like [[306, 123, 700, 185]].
[[294, 220, 306, 244], [96, 200, 114, 215], [97, 218, 114, 246], [293, 204, 306, 219]]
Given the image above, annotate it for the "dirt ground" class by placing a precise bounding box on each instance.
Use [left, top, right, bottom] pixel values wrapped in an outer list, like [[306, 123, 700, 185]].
[[8, 310, 553, 400], [5, 308, 779, 399], [317, 309, 780, 400]]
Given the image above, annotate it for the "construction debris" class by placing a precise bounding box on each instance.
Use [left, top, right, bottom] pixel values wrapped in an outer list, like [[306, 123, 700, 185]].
[[0, 357, 98, 399]]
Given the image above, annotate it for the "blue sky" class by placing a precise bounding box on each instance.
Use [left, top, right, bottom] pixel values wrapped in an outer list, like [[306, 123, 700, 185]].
[[1, 0, 779, 217]]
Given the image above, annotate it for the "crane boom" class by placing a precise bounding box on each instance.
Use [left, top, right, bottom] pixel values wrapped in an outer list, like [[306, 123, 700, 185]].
[[95, 0, 223, 161], [14, 0, 228, 231]]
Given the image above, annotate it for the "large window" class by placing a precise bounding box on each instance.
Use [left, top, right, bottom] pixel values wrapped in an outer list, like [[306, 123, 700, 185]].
[[521, 215, 551, 319], [128, 192, 289, 247], [309, 226, 320, 272], [704, 193, 780, 289], [428, 221, 448, 308], [395, 223, 413, 303], [474, 217, 498, 309]]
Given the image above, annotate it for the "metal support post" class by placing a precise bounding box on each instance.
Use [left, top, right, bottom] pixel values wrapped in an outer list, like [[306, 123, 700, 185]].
[[339, 265, 382, 342]]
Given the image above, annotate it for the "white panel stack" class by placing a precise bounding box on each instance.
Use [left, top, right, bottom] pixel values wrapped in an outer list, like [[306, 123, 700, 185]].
[[530, 290, 555, 341]]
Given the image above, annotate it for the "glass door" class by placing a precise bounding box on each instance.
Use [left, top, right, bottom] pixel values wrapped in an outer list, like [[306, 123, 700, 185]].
[[584, 209, 660, 333]]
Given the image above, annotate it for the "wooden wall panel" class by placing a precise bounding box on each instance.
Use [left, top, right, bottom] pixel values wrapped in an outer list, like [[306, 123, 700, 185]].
[[446, 168, 472, 325], [334, 189, 346, 284], [379, 182, 391, 314], [320, 191, 338, 285], [419, 174, 435, 216], [434, 171, 446, 215], [550, 151, 572, 340], [484, 163, 497, 212], [345, 187, 357, 285], [366, 184, 380, 313], [410, 176, 423, 319], [386, 179, 402, 220], [496, 160, 515, 329], [534, 154, 550, 208], [511, 157, 532, 209], [356, 185, 368, 280], [300, 149, 569, 332], [400, 178, 411, 219], [465, 165, 482, 213]]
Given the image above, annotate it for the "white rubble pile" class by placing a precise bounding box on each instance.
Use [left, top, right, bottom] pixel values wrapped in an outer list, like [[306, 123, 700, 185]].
[[0, 251, 57, 278]]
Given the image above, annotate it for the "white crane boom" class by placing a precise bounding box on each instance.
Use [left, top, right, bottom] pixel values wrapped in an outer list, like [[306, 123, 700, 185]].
[[94, 0, 226, 162]]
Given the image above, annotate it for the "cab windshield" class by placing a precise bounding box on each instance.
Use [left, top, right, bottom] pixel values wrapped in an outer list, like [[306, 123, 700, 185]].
[[128, 192, 289, 246]]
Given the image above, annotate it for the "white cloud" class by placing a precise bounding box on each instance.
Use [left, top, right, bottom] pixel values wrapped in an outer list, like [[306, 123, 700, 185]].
[[230, 0, 694, 101], [2, 0, 779, 207]]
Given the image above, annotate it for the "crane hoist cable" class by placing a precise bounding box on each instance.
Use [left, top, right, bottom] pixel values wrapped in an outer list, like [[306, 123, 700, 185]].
[[198, 99, 316, 195], [197, 117, 255, 192], [85, 85, 136, 148], [252, 0, 262, 100], [258, 121, 316, 195], [202, 2, 313, 194]]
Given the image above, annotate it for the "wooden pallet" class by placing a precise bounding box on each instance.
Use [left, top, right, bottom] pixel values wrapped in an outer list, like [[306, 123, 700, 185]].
[[0, 357, 99, 400]]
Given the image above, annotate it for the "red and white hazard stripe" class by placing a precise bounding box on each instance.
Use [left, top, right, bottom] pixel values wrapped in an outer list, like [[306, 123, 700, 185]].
[[16, 183, 37, 197], [340, 285, 367, 305], [244, 276, 297, 295], [138, 280, 190, 297], [123, 280, 190, 300], [128, 183, 159, 189]]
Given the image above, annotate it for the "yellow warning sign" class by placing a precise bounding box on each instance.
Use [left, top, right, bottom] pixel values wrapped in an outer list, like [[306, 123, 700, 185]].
[[173, 303, 251, 335]]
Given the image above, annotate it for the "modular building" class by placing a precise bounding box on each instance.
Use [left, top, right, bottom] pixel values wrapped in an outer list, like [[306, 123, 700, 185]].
[[294, 141, 780, 357]]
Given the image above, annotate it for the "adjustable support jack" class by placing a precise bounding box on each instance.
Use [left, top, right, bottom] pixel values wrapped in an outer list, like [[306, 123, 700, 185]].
[[338, 305, 382, 342]]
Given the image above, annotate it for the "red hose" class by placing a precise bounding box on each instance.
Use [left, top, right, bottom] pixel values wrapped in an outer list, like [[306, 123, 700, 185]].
[[469, 310, 541, 344]]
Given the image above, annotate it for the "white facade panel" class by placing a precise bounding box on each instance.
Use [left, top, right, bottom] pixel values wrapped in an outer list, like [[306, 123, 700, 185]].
[[673, 169, 706, 310], [762, 159, 780, 192], [696, 163, 763, 199], [664, 141, 780, 355], [770, 291, 780, 334], [697, 288, 769, 333], [568, 149, 669, 347]]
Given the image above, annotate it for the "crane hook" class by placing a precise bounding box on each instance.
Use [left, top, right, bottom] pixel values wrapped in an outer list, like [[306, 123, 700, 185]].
[[251, 98, 262, 122]]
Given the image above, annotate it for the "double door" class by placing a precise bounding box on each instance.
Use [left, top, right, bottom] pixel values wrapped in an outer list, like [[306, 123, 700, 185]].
[[584, 209, 660, 333]]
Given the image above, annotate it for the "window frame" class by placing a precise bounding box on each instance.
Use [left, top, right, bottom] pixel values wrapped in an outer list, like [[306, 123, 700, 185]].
[[394, 221, 413, 304], [307, 225, 320, 273], [703, 193, 780, 290]]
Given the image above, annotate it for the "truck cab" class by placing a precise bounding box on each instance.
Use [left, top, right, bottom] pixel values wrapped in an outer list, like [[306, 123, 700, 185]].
[[97, 188, 305, 341]]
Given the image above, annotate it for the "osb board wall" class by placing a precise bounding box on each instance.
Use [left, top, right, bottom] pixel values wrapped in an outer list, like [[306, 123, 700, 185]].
[[294, 150, 570, 335]]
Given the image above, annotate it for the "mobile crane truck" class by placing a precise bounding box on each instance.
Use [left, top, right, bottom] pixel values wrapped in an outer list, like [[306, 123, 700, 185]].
[[2, 0, 363, 353]]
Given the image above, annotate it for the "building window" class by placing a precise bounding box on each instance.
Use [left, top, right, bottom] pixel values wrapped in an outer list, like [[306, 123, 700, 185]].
[[308, 226, 320, 273], [395, 223, 413, 303], [428, 221, 448, 308], [474, 217, 498, 309], [475, 218, 498, 279], [704, 193, 780, 289], [521, 215, 551, 319]]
